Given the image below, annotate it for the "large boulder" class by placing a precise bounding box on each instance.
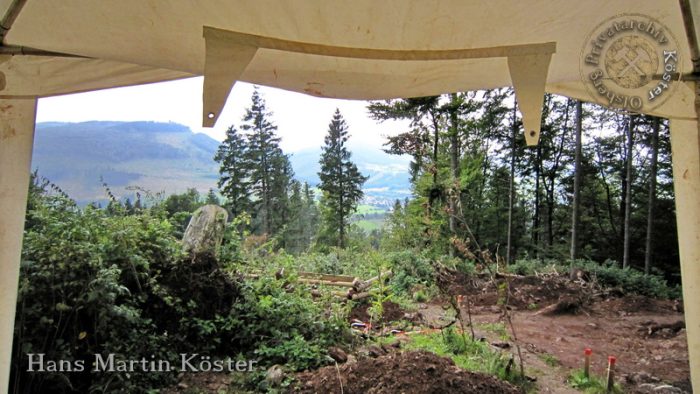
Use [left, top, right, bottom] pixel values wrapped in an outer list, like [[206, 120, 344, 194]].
[[181, 205, 228, 260]]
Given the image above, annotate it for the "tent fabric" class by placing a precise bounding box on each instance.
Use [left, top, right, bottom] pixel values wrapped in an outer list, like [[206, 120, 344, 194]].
[[0, 0, 695, 120], [0, 55, 191, 98]]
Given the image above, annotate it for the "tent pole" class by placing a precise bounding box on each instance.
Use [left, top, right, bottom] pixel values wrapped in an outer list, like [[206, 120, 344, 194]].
[[0, 97, 37, 393], [670, 110, 700, 390]]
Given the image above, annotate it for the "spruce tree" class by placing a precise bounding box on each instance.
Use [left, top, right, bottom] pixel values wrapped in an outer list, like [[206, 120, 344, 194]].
[[214, 125, 251, 218], [241, 88, 292, 236], [318, 109, 368, 248], [302, 182, 320, 245], [205, 188, 220, 205]]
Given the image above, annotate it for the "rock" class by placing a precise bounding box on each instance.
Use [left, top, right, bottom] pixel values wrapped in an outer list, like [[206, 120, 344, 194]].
[[328, 346, 348, 363], [177, 382, 189, 389], [637, 383, 683, 393], [403, 312, 423, 323], [266, 365, 284, 387], [367, 345, 385, 358], [653, 385, 682, 393], [181, 205, 228, 260], [491, 341, 511, 349], [626, 372, 660, 385]]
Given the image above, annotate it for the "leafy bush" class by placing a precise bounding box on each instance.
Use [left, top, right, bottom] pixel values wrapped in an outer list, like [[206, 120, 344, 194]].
[[572, 260, 681, 299], [386, 251, 435, 294], [231, 274, 350, 372], [13, 184, 351, 393], [16, 192, 183, 392]]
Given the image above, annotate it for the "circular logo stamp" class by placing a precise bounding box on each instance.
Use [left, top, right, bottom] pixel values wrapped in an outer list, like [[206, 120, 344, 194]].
[[580, 13, 682, 112]]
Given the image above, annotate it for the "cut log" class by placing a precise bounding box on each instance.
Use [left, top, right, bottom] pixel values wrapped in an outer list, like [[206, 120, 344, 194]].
[[353, 271, 393, 292], [182, 205, 228, 260], [298, 272, 356, 283], [351, 291, 372, 301], [298, 278, 355, 287], [536, 297, 582, 315]]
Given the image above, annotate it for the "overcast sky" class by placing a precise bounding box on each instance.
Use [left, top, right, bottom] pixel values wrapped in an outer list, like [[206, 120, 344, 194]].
[[36, 77, 409, 153]]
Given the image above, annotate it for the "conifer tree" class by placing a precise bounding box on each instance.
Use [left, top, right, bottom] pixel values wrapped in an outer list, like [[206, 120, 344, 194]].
[[214, 125, 251, 218], [240, 88, 292, 236], [318, 109, 368, 248]]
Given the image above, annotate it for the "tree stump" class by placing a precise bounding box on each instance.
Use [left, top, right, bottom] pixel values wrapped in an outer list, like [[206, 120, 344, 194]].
[[182, 205, 228, 260]]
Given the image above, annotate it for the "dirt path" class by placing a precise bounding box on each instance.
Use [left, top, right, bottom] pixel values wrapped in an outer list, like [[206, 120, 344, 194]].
[[418, 296, 690, 392]]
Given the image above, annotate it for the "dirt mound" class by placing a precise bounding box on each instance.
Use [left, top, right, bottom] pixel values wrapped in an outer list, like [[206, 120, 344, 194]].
[[436, 267, 586, 310], [594, 294, 678, 315], [349, 300, 405, 323], [293, 351, 522, 394]]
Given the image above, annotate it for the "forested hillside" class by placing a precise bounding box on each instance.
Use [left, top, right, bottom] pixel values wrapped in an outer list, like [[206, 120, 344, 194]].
[[31, 121, 410, 207]]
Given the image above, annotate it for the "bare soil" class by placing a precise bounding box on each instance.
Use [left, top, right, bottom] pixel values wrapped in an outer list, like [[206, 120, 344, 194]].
[[165, 271, 691, 393], [348, 300, 404, 324], [293, 350, 523, 394], [426, 269, 691, 392]]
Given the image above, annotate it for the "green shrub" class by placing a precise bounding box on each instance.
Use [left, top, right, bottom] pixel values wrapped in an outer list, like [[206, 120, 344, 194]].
[[14, 186, 351, 393], [386, 251, 434, 294], [16, 193, 183, 392], [413, 289, 428, 303]]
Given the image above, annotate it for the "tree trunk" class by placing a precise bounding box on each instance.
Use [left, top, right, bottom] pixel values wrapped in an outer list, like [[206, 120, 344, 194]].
[[448, 94, 460, 257], [432, 111, 440, 187], [533, 144, 542, 259], [506, 102, 517, 264], [622, 115, 635, 269], [570, 100, 583, 260], [644, 117, 660, 274]]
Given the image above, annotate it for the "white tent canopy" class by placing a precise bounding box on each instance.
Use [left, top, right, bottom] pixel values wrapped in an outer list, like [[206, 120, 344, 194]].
[[1, 0, 698, 390]]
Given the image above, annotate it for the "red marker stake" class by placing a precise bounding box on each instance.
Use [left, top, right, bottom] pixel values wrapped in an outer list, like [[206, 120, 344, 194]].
[[606, 356, 616, 393], [584, 348, 592, 378]]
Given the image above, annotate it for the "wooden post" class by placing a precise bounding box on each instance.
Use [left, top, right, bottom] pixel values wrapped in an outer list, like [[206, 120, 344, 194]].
[[0, 98, 37, 393], [606, 356, 616, 392]]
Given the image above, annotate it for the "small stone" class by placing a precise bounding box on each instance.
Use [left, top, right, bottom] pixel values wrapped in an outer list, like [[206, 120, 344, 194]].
[[367, 345, 385, 358], [266, 365, 284, 387], [651, 384, 682, 393], [586, 322, 598, 329], [346, 354, 357, 365], [328, 346, 348, 363], [177, 382, 189, 389], [491, 341, 511, 349]]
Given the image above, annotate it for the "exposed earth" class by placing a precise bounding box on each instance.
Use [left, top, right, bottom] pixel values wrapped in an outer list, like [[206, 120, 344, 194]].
[[294, 350, 522, 393], [166, 271, 691, 393]]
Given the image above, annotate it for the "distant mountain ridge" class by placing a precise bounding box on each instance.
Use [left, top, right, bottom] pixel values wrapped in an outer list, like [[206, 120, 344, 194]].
[[32, 121, 411, 206]]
